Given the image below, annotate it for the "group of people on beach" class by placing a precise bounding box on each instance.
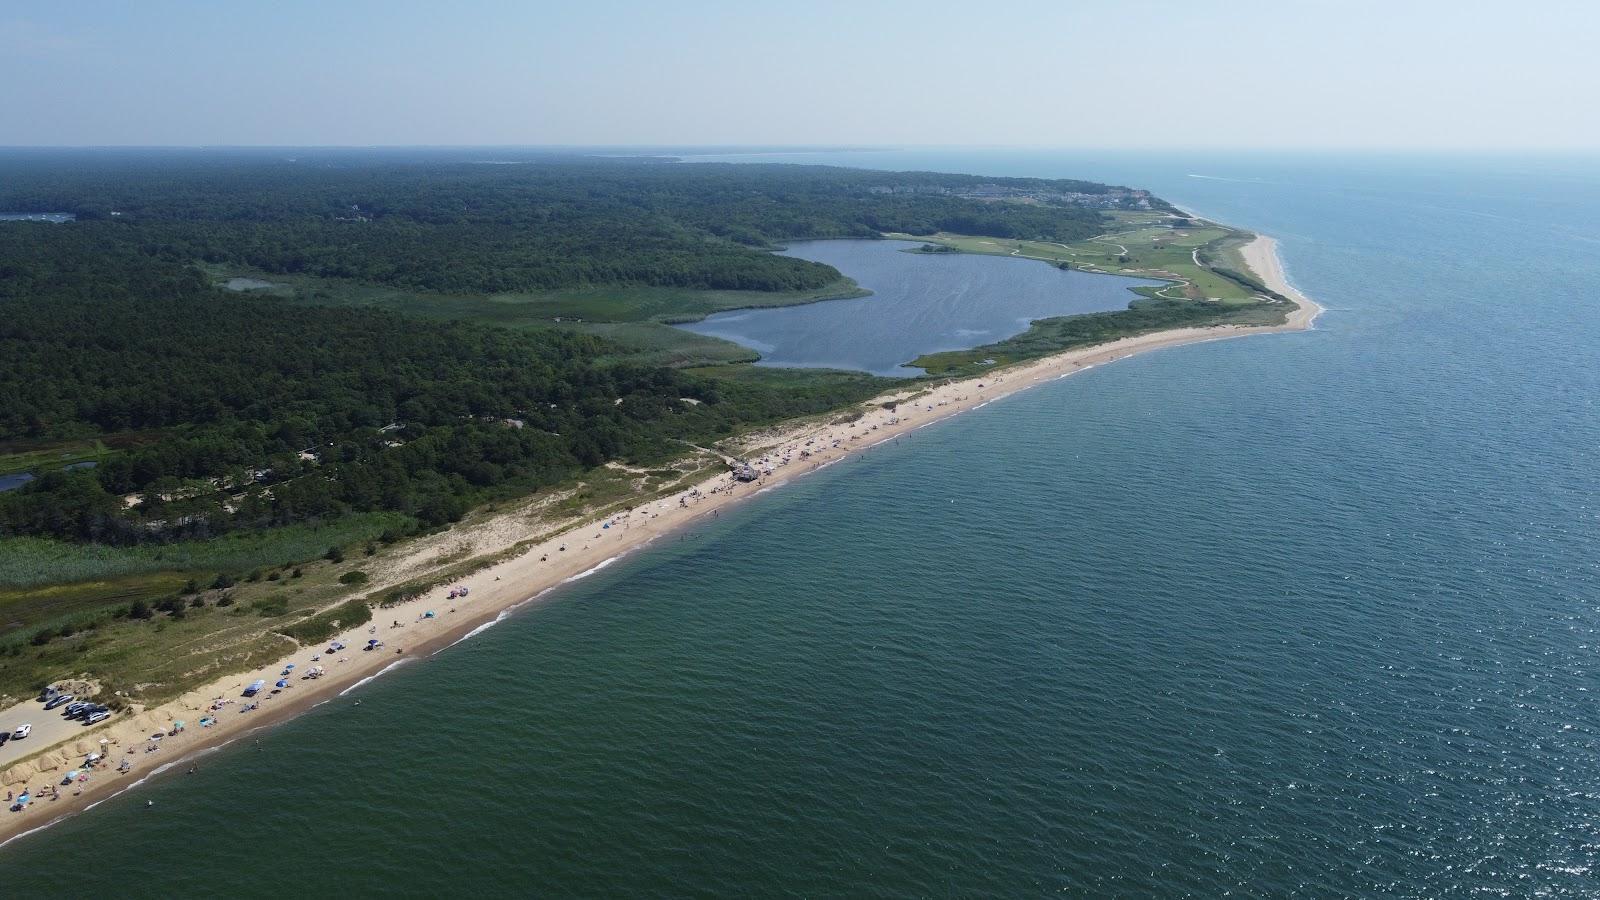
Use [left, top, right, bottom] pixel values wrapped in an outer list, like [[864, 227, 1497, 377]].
[[4, 576, 496, 819]]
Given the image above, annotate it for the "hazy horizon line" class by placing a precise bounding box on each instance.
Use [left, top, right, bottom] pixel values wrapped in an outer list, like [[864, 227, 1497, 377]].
[[3, 144, 1599, 156]]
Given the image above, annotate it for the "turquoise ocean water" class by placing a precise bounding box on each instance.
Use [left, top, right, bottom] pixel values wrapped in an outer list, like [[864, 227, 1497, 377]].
[[6, 151, 1600, 897]]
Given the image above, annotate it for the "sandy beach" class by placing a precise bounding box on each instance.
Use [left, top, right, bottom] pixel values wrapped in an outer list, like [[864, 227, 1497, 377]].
[[0, 234, 1320, 847]]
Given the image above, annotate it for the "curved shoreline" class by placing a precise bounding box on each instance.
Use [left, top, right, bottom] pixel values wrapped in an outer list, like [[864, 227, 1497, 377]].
[[0, 233, 1320, 849]]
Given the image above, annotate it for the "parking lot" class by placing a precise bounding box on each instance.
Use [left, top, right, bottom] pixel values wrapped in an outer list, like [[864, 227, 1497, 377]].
[[1, 697, 109, 770]]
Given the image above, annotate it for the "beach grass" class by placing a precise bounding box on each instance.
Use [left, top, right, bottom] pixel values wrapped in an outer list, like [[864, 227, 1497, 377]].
[[0, 513, 414, 592], [0, 533, 394, 705]]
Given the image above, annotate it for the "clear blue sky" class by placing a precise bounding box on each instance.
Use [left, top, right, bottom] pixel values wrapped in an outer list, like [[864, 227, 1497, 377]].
[[3, 0, 1597, 149]]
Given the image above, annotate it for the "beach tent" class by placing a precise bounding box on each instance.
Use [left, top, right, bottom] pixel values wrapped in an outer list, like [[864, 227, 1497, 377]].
[[275, 680, 289, 688]]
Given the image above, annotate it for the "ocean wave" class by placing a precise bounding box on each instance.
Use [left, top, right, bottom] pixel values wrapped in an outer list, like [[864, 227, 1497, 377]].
[[561, 555, 620, 584], [337, 658, 412, 697], [441, 609, 513, 652]]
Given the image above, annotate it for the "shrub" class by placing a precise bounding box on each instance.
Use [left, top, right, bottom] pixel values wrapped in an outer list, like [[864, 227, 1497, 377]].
[[275, 598, 372, 645], [382, 587, 420, 607], [215, 593, 235, 608], [129, 599, 154, 620], [325, 546, 345, 564], [338, 571, 369, 585], [251, 596, 289, 617], [211, 573, 237, 590]]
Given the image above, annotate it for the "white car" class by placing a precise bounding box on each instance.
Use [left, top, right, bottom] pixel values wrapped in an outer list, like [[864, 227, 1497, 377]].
[[11, 723, 30, 740]]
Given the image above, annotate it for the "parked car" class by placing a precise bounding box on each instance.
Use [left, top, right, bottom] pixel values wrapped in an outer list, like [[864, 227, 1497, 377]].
[[43, 694, 74, 710], [11, 724, 30, 740], [84, 711, 111, 725], [0, 731, 10, 747], [63, 701, 89, 717]]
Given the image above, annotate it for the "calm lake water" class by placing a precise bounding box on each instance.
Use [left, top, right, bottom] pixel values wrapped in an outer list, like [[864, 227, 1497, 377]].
[[678, 239, 1154, 375], [7, 151, 1600, 897]]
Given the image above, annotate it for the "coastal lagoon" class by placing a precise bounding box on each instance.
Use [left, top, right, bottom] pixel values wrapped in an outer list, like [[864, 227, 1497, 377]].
[[678, 239, 1155, 375], [8, 153, 1600, 896]]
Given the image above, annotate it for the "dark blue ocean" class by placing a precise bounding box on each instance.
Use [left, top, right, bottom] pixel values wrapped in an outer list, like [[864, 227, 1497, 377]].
[[6, 151, 1600, 897]]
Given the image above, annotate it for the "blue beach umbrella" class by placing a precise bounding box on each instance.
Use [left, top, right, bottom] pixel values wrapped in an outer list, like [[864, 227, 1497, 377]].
[[275, 680, 288, 688]]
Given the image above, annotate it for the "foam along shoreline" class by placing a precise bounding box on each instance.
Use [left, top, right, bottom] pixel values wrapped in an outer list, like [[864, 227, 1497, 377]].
[[0, 234, 1319, 848]]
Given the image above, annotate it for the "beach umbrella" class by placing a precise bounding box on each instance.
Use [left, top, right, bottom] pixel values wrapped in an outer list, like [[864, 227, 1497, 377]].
[[275, 680, 288, 688], [284, 663, 295, 669]]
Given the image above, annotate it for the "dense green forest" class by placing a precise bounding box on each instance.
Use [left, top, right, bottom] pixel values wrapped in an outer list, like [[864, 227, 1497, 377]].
[[0, 151, 1142, 551], [0, 220, 883, 545], [0, 150, 1126, 294]]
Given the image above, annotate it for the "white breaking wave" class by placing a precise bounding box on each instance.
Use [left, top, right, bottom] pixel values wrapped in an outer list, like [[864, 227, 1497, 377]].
[[441, 608, 512, 652], [338, 658, 412, 697], [562, 555, 620, 584]]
